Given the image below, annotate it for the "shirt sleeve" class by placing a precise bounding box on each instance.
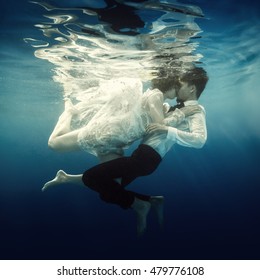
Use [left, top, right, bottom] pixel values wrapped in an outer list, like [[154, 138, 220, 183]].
[[142, 89, 164, 123], [163, 108, 185, 127], [166, 110, 207, 149]]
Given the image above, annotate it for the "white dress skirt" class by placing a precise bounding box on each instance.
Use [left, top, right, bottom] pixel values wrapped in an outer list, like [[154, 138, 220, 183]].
[[74, 78, 162, 156]]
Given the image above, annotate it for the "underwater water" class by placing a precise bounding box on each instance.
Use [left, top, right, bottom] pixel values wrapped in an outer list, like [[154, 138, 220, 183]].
[[0, 0, 260, 260]]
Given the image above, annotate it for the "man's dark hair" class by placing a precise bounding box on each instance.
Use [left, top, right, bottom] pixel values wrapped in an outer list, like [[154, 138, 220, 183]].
[[181, 67, 208, 99]]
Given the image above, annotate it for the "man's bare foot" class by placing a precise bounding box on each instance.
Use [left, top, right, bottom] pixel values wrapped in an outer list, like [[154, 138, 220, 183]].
[[150, 196, 164, 228], [42, 170, 69, 192], [131, 198, 151, 236]]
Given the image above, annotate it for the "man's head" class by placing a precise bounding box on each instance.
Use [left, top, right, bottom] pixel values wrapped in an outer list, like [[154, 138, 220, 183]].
[[151, 66, 208, 101], [177, 67, 208, 102]]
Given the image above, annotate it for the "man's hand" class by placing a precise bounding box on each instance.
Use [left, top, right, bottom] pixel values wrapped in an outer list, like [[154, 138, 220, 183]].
[[180, 105, 201, 117], [146, 123, 168, 136]]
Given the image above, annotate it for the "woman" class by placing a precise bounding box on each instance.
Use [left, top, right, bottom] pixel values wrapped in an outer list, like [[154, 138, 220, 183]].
[[47, 77, 171, 163]]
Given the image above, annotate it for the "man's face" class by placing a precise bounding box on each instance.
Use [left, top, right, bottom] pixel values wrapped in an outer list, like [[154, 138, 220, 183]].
[[177, 80, 194, 101]]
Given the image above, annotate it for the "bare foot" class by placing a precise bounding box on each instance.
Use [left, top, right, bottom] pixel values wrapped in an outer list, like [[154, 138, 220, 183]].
[[64, 98, 79, 115], [150, 196, 164, 228], [42, 170, 69, 192], [132, 198, 151, 236]]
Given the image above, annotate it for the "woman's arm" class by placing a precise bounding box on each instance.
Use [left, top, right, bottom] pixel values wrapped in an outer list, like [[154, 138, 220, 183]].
[[144, 90, 164, 123]]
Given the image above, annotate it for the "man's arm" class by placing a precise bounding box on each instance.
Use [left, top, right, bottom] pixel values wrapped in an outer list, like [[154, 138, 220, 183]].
[[163, 105, 202, 127], [167, 109, 207, 148], [146, 108, 207, 149]]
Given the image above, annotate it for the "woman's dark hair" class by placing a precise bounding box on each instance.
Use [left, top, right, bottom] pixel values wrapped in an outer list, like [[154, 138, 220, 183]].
[[151, 68, 181, 93]]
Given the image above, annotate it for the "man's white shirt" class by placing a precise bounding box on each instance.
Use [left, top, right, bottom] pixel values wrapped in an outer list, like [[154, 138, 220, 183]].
[[141, 100, 207, 158]]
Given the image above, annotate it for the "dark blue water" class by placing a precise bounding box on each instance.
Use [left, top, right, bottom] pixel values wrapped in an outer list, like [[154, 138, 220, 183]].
[[1, 0, 260, 260]]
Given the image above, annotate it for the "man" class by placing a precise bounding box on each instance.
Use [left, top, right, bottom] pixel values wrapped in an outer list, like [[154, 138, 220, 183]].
[[81, 67, 208, 234]]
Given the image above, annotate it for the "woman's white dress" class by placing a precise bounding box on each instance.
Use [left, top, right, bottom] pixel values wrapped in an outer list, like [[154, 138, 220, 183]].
[[73, 78, 163, 156]]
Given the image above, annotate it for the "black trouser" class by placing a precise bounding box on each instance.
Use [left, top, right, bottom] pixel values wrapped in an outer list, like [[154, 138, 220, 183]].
[[82, 144, 162, 209]]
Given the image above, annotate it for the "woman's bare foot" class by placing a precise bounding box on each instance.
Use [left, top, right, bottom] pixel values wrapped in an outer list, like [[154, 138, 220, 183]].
[[42, 170, 69, 192], [64, 98, 79, 115]]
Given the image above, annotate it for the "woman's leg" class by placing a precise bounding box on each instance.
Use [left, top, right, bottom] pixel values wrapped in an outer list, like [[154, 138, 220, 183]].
[[48, 98, 81, 152]]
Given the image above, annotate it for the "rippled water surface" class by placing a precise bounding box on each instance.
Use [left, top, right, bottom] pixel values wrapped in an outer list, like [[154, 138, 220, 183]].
[[24, 0, 205, 100], [1, 0, 260, 260]]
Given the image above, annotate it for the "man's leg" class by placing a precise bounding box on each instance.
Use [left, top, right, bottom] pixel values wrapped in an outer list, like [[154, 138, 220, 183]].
[[82, 156, 145, 208], [121, 144, 162, 187], [82, 144, 163, 235], [82, 144, 162, 207]]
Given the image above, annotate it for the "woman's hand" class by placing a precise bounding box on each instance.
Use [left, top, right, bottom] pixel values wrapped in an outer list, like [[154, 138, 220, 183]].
[[180, 105, 201, 117], [163, 102, 170, 114]]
